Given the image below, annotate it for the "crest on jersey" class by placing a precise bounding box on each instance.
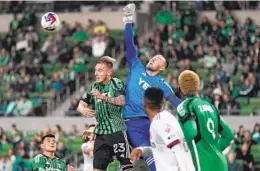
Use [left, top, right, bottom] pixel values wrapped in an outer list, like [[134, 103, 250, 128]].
[[165, 126, 171, 133]]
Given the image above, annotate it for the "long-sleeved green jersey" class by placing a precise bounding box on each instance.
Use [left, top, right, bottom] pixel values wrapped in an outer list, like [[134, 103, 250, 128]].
[[176, 96, 234, 171], [32, 154, 67, 171]]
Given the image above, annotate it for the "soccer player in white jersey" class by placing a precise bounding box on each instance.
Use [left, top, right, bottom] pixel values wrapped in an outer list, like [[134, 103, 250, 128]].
[[130, 87, 195, 171], [81, 125, 96, 171]]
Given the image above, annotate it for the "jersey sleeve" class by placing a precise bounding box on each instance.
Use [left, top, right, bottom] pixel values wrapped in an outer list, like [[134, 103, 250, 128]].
[[177, 101, 195, 124], [32, 155, 46, 171], [217, 115, 234, 151], [153, 120, 181, 148], [125, 23, 142, 69], [81, 83, 94, 105], [61, 160, 67, 171], [160, 81, 174, 98], [112, 78, 125, 96], [160, 80, 181, 108], [177, 101, 198, 142]]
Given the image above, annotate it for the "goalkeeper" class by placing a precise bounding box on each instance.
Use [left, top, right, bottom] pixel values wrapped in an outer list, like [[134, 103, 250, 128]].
[[122, 4, 181, 171], [176, 70, 234, 171]]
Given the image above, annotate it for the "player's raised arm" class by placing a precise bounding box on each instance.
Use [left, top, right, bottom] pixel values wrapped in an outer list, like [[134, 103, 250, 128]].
[[217, 115, 234, 151], [77, 86, 96, 117], [160, 81, 181, 108], [123, 4, 141, 68]]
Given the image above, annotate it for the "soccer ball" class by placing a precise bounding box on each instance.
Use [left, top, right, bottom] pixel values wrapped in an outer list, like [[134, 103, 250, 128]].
[[41, 12, 60, 31]]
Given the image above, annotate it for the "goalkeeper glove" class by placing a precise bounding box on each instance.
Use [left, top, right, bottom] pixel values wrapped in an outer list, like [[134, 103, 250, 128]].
[[123, 3, 136, 23]]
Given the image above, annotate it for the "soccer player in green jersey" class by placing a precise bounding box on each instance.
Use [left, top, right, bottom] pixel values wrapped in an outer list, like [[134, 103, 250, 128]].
[[77, 56, 133, 171], [32, 134, 74, 171], [176, 70, 234, 171]]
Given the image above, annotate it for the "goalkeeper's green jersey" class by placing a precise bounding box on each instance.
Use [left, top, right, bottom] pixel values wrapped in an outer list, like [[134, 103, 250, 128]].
[[32, 154, 67, 171], [176, 96, 233, 171]]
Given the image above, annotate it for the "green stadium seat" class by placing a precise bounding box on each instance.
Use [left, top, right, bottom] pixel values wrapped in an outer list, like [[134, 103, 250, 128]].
[[251, 145, 260, 162], [191, 61, 201, 69], [236, 97, 249, 106], [41, 91, 55, 99]]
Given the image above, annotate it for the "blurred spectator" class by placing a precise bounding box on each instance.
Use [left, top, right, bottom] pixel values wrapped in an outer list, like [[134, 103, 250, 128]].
[[27, 140, 37, 159], [239, 78, 254, 97], [92, 35, 107, 57], [55, 141, 68, 159], [93, 20, 107, 35], [156, 4, 172, 26], [53, 125, 64, 142], [73, 46, 87, 64], [9, 14, 19, 31], [235, 125, 245, 145], [0, 48, 10, 66], [219, 93, 240, 115], [179, 40, 194, 61], [72, 22, 88, 41], [203, 50, 217, 68], [51, 73, 63, 93], [243, 130, 257, 151], [66, 96, 81, 116], [251, 123, 260, 144], [16, 93, 33, 116], [227, 152, 243, 171], [61, 21, 72, 37], [222, 56, 235, 75], [236, 143, 254, 171], [212, 94, 224, 110], [0, 155, 13, 171], [68, 124, 79, 138], [30, 59, 44, 79]]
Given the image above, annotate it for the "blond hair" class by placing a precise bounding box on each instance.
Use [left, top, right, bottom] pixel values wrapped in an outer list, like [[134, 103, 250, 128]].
[[178, 70, 200, 96]]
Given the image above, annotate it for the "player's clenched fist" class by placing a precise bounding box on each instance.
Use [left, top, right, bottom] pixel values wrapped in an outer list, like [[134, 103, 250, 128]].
[[130, 148, 142, 162]]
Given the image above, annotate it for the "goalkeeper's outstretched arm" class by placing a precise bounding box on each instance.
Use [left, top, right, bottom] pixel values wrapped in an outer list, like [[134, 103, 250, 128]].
[[123, 4, 141, 68]]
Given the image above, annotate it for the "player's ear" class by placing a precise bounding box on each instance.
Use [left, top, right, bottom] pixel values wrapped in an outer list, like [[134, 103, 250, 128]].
[[107, 68, 112, 76], [159, 64, 166, 72], [40, 143, 44, 149]]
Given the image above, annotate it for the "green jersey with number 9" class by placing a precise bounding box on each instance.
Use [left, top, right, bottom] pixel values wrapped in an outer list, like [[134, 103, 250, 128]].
[[176, 96, 233, 171]]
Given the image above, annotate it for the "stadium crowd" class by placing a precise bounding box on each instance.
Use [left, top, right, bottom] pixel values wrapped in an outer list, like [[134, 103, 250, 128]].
[[122, 3, 260, 116], [0, 10, 117, 117], [0, 123, 259, 171]]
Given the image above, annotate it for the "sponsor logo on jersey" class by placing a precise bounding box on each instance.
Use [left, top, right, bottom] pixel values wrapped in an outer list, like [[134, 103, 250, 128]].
[[165, 126, 171, 133], [138, 78, 151, 90]]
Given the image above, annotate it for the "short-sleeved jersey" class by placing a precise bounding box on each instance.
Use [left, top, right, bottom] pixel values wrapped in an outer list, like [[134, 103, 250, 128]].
[[149, 110, 195, 171], [123, 23, 174, 119], [177, 96, 228, 171], [81, 77, 126, 134], [32, 154, 66, 171]]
